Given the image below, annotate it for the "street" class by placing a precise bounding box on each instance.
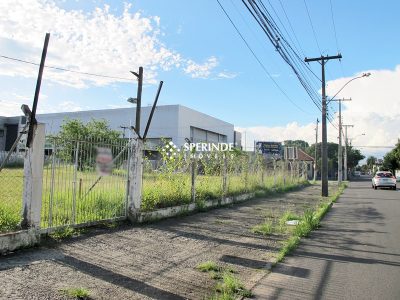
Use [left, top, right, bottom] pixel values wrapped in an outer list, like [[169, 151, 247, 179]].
[[252, 179, 400, 299]]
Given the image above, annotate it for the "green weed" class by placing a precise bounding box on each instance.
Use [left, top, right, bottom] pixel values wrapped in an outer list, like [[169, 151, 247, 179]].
[[251, 221, 273, 236], [196, 261, 220, 272], [215, 273, 252, 298], [60, 287, 90, 299]]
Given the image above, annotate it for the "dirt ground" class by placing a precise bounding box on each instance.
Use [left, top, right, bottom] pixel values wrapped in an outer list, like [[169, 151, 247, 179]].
[[0, 183, 336, 300]]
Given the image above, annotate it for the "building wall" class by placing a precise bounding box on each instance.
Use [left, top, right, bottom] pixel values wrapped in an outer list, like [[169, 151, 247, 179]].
[[5, 104, 235, 148], [0, 116, 7, 151], [176, 105, 234, 146]]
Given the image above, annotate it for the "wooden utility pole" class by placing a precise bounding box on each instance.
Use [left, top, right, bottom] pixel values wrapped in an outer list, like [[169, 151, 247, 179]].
[[330, 98, 351, 184], [313, 118, 319, 181], [305, 54, 342, 197]]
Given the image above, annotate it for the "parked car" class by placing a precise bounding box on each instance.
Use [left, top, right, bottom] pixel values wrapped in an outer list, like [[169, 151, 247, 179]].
[[354, 171, 361, 177], [372, 171, 397, 190]]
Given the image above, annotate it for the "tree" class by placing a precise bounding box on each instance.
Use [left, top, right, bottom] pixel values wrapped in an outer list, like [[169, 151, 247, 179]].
[[51, 119, 122, 170], [346, 146, 365, 170], [305, 142, 365, 179], [366, 156, 377, 170], [382, 140, 400, 175]]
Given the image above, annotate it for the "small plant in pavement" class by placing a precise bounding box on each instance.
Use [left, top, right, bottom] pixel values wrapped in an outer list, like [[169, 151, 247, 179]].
[[251, 220, 273, 236], [60, 287, 90, 299]]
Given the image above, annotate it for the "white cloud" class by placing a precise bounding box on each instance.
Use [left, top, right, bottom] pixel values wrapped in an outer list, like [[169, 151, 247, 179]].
[[216, 71, 238, 79], [184, 57, 219, 79], [237, 65, 400, 159], [0, 0, 220, 87], [326, 66, 400, 157]]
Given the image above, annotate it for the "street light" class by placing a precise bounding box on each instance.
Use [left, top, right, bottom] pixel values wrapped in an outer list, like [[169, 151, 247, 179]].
[[328, 73, 371, 103], [328, 74, 370, 184]]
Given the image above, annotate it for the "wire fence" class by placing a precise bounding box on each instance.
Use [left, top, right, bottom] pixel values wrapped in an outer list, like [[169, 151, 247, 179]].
[[142, 150, 307, 212], [41, 136, 130, 229], [0, 150, 25, 233], [1, 134, 308, 234]]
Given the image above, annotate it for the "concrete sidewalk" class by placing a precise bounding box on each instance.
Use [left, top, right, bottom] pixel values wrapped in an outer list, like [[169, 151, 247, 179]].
[[252, 181, 400, 299]]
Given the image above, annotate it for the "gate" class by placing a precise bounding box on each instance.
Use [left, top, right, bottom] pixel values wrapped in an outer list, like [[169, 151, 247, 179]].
[[41, 136, 131, 230]]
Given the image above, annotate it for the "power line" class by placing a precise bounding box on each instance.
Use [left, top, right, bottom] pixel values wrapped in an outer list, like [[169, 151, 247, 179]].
[[0, 54, 133, 81], [329, 0, 340, 53], [303, 0, 322, 55], [216, 0, 312, 115], [241, 0, 323, 111], [328, 0, 346, 77]]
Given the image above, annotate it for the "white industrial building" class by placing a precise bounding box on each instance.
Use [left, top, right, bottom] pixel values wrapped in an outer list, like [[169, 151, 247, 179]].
[[0, 104, 242, 152]]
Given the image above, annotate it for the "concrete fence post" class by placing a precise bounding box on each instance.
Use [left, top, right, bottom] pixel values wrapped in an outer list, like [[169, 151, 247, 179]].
[[21, 123, 45, 229], [191, 157, 196, 202], [222, 156, 227, 199], [128, 138, 144, 222]]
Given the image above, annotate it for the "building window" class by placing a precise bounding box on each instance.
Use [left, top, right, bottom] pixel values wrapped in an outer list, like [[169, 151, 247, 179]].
[[0, 129, 4, 137]]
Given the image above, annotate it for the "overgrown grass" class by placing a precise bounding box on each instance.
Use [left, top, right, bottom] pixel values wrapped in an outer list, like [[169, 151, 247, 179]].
[[214, 273, 252, 299], [196, 261, 248, 299], [60, 287, 90, 299], [251, 220, 273, 236], [197, 261, 221, 272], [276, 183, 347, 262], [1, 158, 307, 233], [279, 210, 301, 226], [276, 236, 300, 262]]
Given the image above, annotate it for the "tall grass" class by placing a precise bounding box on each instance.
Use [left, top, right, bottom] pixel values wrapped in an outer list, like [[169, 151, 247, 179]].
[[1, 149, 308, 232]]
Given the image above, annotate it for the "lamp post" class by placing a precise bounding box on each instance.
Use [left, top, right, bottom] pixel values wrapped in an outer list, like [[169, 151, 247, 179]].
[[327, 73, 371, 183], [329, 73, 371, 101]]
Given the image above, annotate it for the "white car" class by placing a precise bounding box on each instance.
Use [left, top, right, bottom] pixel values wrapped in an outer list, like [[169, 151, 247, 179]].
[[372, 171, 397, 190]]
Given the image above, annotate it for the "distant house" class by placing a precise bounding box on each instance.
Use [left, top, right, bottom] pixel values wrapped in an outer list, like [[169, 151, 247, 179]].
[[297, 149, 314, 180]]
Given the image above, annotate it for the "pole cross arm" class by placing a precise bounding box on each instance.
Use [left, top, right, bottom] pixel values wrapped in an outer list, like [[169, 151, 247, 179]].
[[305, 54, 342, 63]]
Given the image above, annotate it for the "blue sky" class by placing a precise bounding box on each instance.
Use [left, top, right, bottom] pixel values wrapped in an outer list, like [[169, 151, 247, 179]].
[[1, 0, 399, 157]]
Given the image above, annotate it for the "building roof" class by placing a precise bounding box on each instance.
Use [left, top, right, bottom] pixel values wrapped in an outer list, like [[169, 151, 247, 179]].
[[298, 149, 314, 161]]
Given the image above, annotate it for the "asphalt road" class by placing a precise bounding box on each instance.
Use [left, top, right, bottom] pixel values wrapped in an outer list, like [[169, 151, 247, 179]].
[[252, 179, 400, 299]]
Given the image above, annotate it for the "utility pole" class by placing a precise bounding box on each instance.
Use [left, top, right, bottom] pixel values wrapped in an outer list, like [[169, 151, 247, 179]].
[[130, 67, 143, 137], [27, 33, 50, 148], [343, 124, 354, 181], [305, 54, 342, 197], [330, 98, 351, 184], [313, 118, 319, 182]]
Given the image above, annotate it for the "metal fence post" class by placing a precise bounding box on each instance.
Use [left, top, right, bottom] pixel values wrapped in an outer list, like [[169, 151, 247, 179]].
[[72, 141, 79, 224], [48, 140, 57, 228], [21, 123, 45, 229], [125, 138, 132, 216], [127, 138, 143, 222]]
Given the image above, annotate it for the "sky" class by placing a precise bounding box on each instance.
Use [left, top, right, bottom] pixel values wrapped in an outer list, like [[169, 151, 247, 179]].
[[1, 0, 399, 160]]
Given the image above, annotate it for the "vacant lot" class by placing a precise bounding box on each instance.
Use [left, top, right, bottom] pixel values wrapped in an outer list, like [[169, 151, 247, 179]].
[[0, 183, 338, 299], [0, 164, 297, 232]]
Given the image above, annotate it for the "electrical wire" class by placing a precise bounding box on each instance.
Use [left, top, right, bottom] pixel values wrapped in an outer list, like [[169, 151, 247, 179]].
[[241, 0, 323, 111], [303, 0, 322, 55], [216, 0, 312, 115], [0, 55, 133, 81]]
